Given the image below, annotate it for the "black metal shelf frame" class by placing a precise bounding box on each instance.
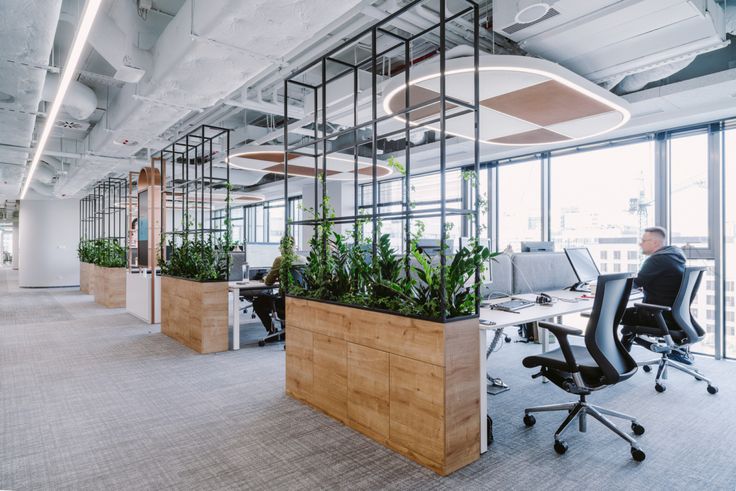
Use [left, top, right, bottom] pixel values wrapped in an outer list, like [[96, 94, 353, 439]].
[[153, 124, 231, 264], [282, 0, 482, 320], [79, 177, 128, 262]]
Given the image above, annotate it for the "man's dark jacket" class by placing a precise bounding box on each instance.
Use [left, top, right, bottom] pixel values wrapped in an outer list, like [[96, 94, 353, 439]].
[[634, 245, 686, 307]]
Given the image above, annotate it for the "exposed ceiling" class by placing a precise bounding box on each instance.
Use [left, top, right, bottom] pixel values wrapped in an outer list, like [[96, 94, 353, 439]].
[[1, 0, 736, 203]]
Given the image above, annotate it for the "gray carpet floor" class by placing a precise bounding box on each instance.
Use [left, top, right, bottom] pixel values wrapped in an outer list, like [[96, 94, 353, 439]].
[[1, 267, 735, 490]]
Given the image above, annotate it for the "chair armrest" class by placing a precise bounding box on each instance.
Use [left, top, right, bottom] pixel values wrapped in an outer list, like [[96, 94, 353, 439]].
[[538, 321, 583, 336], [634, 302, 671, 312], [631, 303, 672, 336], [538, 321, 583, 373]]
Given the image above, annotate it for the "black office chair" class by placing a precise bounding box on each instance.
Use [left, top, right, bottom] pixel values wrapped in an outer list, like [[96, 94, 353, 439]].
[[522, 273, 646, 461], [257, 267, 305, 348], [623, 266, 718, 394]]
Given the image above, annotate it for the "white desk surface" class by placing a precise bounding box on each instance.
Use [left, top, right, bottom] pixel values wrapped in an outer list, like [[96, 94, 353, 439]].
[[227, 281, 277, 292], [479, 289, 596, 329]]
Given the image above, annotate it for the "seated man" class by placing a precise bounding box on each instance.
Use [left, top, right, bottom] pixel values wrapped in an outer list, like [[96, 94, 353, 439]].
[[252, 254, 306, 334], [620, 226, 689, 363]]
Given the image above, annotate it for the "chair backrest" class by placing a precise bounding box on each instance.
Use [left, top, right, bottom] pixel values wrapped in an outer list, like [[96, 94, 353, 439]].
[[671, 266, 707, 342], [585, 273, 637, 384]]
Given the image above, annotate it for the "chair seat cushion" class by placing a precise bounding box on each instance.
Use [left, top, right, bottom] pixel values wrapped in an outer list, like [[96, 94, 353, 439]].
[[625, 324, 689, 343], [523, 346, 605, 386]]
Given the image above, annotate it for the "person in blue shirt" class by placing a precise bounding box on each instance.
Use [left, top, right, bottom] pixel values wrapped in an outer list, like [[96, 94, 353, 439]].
[[620, 226, 691, 364]]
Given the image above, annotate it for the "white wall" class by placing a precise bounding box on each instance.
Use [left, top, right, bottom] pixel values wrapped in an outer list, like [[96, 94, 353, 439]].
[[12, 218, 19, 269], [19, 199, 80, 287]]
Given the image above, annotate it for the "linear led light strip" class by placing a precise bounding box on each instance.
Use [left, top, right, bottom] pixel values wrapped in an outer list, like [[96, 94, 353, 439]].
[[20, 0, 103, 199], [382, 65, 631, 146]]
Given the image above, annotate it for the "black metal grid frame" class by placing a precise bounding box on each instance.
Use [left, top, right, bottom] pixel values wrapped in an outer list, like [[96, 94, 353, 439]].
[[283, 0, 481, 321], [80, 177, 128, 263], [154, 124, 231, 268]]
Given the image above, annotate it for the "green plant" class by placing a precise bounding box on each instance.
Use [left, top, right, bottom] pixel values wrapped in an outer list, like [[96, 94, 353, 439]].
[[159, 233, 230, 281], [84, 239, 126, 268], [77, 240, 95, 263]]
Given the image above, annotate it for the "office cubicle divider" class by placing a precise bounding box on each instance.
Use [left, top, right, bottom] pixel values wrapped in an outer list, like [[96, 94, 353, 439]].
[[154, 125, 233, 353], [281, 0, 483, 475]]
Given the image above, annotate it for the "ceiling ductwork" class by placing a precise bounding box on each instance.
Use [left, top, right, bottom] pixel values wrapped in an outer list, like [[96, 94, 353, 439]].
[[41, 73, 97, 121], [494, 0, 734, 92], [0, 0, 62, 198], [84, 0, 364, 161]]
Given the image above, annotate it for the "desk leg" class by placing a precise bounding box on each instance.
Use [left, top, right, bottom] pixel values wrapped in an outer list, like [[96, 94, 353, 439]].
[[541, 321, 549, 353], [480, 329, 488, 454], [232, 292, 240, 351]]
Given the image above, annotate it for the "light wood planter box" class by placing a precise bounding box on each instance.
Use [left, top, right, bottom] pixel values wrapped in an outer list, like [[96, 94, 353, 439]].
[[80, 262, 95, 294], [161, 276, 228, 354], [93, 266, 126, 308], [285, 297, 480, 476]]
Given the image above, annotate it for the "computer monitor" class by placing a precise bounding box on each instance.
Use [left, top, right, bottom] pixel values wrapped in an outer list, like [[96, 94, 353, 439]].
[[521, 241, 554, 252], [416, 238, 455, 256], [564, 247, 600, 292], [245, 242, 281, 268]]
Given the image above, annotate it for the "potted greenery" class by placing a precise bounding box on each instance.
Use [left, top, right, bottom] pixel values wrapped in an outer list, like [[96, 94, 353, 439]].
[[92, 239, 128, 308], [159, 227, 232, 354], [77, 240, 96, 294], [283, 194, 491, 476]]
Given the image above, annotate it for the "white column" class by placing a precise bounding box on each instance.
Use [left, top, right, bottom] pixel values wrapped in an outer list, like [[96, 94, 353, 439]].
[[18, 199, 80, 287]]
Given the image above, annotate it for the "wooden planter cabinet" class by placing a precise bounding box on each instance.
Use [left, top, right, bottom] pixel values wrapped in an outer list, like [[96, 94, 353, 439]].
[[160, 276, 228, 354], [79, 262, 95, 294], [285, 296, 480, 475], [93, 266, 126, 308]]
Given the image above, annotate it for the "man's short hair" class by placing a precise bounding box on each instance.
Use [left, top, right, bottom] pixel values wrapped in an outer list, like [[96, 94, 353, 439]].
[[644, 226, 667, 241]]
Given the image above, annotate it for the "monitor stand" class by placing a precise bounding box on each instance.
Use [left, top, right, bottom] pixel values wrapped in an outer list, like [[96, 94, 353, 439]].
[[568, 281, 591, 293]]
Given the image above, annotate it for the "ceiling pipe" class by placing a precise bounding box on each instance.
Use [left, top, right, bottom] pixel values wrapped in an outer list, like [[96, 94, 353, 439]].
[[61, 7, 152, 83], [41, 73, 98, 120]]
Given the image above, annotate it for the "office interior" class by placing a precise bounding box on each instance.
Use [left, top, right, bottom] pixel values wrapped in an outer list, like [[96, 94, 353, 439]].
[[2, 0, 736, 488]]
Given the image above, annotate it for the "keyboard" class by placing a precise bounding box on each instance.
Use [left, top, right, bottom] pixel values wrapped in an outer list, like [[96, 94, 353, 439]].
[[490, 298, 535, 312]]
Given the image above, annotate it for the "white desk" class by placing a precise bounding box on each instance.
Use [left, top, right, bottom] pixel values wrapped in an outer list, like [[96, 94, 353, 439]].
[[228, 281, 277, 350], [476, 288, 644, 453]]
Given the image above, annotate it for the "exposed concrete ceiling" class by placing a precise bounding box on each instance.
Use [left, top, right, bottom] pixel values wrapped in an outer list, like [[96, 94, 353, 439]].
[[2, 0, 736, 202]]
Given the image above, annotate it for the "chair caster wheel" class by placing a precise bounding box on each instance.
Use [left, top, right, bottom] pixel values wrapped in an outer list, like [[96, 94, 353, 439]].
[[554, 440, 568, 455], [523, 414, 536, 427], [258, 340, 265, 347], [707, 385, 718, 395], [631, 448, 646, 462], [487, 415, 494, 443], [504, 336, 511, 343], [655, 383, 666, 393], [642, 365, 652, 373], [631, 422, 645, 435]]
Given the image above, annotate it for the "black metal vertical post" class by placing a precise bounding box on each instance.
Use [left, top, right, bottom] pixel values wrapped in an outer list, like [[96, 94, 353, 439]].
[[321, 58, 328, 261], [403, 38, 411, 279], [371, 27, 378, 261], [284, 80, 290, 239], [473, 3, 481, 314], [439, 0, 447, 320], [353, 64, 359, 255]]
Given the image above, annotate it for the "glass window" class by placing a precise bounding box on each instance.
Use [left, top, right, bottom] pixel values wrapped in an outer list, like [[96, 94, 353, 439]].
[[266, 200, 285, 243], [627, 250, 637, 260], [724, 127, 736, 356], [670, 132, 709, 250], [497, 158, 541, 252], [550, 140, 654, 277], [600, 251, 608, 260], [614, 251, 621, 260]]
